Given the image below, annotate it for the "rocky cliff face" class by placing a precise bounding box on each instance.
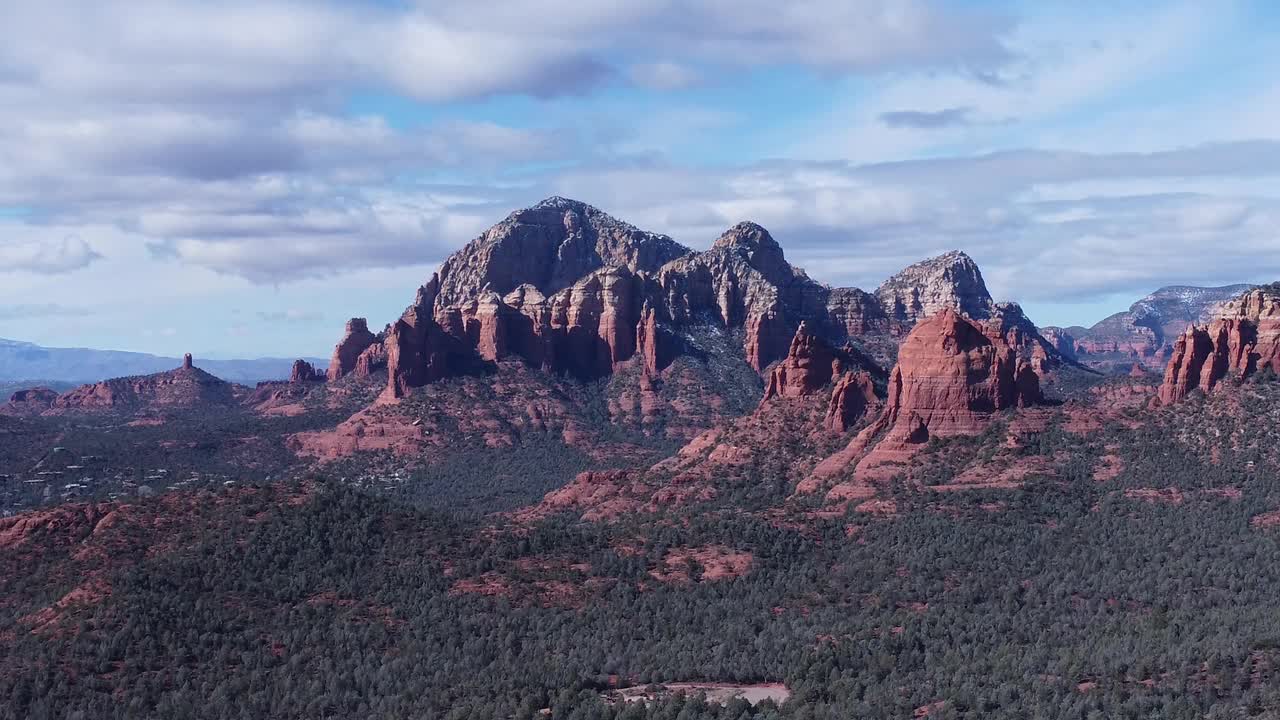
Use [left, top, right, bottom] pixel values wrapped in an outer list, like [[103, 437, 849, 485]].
[[758, 323, 885, 432], [290, 359, 323, 383], [875, 251, 993, 328], [761, 323, 844, 401], [373, 215, 818, 395], [652, 222, 827, 371], [1157, 286, 1280, 404], [1039, 327, 1078, 362], [872, 252, 1062, 368], [433, 196, 691, 308], [825, 371, 880, 433], [327, 198, 1062, 402], [327, 319, 377, 382], [872, 308, 1041, 442], [815, 309, 1041, 476], [383, 281, 480, 398], [51, 357, 240, 412]]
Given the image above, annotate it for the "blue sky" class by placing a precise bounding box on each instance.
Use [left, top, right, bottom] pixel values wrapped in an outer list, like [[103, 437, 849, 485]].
[[1, 0, 1278, 357]]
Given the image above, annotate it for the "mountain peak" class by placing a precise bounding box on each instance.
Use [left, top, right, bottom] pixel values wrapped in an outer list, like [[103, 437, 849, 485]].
[[527, 196, 597, 212], [875, 250, 993, 324], [915, 250, 978, 271], [711, 221, 790, 281], [713, 221, 779, 249], [433, 199, 691, 307]]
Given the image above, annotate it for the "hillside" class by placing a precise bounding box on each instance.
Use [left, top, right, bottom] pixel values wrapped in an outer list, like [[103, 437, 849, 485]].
[[3, 373, 1280, 719]]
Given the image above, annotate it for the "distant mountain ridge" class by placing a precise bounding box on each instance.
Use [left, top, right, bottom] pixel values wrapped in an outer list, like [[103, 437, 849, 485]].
[[0, 338, 326, 385], [1044, 283, 1254, 365]]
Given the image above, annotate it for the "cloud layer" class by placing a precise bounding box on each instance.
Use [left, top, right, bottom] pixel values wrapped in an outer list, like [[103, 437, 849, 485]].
[[0, 0, 1276, 353]]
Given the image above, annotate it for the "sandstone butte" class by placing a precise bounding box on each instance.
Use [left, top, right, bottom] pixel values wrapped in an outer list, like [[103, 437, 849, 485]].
[[1157, 286, 1280, 405], [315, 197, 1065, 401], [813, 308, 1042, 478]]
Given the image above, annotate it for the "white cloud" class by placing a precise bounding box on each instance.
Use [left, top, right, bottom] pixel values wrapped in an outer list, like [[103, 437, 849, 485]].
[[0, 235, 101, 274], [0, 0, 1012, 106], [0, 0, 1276, 357], [629, 62, 702, 91]]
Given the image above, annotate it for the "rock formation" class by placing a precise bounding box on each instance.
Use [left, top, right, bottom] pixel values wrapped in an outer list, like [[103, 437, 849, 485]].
[[761, 322, 845, 401], [432, 196, 690, 308], [384, 285, 470, 398], [327, 197, 1063, 400], [634, 303, 672, 376], [547, 267, 642, 379], [354, 343, 387, 376], [759, 323, 884, 433], [875, 251, 993, 329], [1157, 285, 1280, 404], [289, 359, 322, 383], [873, 308, 1040, 439], [2, 387, 59, 415], [1063, 284, 1254, 364], [51, 359, 239, 412], [814, 308, 1042, 476], [824, 372, 880, 432], [653, 222, 827, 371], [327, 319, 377, 382]]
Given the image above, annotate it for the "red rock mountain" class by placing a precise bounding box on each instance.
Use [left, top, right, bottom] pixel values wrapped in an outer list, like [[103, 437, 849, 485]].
[[871, 308, 1041, 441], [432, 196, 691, 307], [322, 198, 1064, 400], [50, 356, 240, 412], [1157, 285, 1280, 404], [814, 308, 1042, 478], [1047, 284, 1254, 366]]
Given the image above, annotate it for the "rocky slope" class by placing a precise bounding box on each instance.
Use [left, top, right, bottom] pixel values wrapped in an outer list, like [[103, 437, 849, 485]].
[[1157, 285, 1280, 404]]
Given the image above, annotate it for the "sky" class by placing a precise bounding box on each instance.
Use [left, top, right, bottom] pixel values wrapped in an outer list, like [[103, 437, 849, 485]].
[[1, 0, 1278, 358]]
